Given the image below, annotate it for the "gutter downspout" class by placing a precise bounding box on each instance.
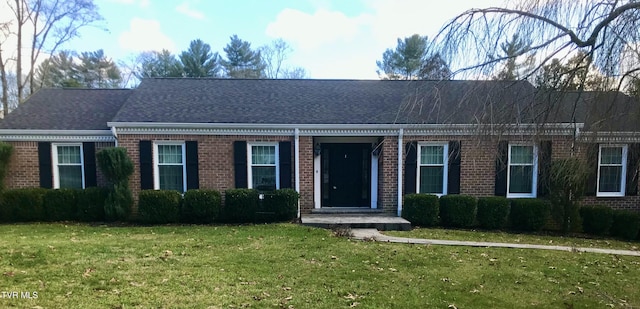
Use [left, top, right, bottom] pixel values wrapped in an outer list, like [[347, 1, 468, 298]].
[[111, 126, 118, 147], [294, 128, 301, 219], [397, 128, 403, 217]]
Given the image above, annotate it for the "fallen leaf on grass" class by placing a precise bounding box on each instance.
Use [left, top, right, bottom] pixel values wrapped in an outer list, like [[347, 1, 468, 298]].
[[282, 286, 292, 291], [3, 271, 14, 277], [129, 281, 144, 287], [448, 304, 458, 309], [350, 302, 360, 307], [83, 268, 94, 278]]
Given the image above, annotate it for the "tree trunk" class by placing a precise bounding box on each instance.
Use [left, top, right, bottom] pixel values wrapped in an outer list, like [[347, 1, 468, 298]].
[[0, 46, 9, 117]]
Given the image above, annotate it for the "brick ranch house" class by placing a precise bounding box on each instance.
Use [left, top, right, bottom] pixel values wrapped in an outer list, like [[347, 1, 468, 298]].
[[0, 78, 639, 217]]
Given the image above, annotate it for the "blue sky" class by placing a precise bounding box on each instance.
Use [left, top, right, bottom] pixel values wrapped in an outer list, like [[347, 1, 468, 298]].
[[65, 0, 504, 79]]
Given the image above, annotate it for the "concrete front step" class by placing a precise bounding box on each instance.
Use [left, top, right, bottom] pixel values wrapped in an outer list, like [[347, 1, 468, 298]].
[[300, 214, 411, 231]]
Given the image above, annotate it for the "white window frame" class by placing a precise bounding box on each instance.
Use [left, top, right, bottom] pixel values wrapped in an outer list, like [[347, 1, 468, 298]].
[[247, 142, 280, 190], [506, 143, 538, 198], [597, 144, 628, 197], [52, 143, 85, 189], [416, 142, 448, 196], [153, 141, 187, 192]]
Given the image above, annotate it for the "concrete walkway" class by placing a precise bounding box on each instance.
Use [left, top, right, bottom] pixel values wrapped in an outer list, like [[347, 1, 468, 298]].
[[351, 228, 640, 257]]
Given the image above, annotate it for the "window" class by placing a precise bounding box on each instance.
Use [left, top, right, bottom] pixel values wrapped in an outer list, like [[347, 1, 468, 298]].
[[417, 143, 448, 195], [597, 145, 627, 197], [248, 143, 279, 191], [52, 144, 84, 189], [507, 144, 538, 198], [154, 142, 186, 192]]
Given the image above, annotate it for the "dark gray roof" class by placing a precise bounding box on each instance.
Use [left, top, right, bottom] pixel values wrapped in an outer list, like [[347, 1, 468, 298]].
[[0, 88, 132, 130], [112, 78, 539, 125]]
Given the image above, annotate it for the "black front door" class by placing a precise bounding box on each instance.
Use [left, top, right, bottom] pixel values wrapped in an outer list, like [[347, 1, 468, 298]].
[[321, 143, 371, 207]]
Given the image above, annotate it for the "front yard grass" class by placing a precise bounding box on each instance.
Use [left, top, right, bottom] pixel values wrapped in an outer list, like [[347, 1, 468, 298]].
[[0, 223, 639, 308]]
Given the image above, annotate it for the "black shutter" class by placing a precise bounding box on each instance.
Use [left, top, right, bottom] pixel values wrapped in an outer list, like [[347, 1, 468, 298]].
[[38, 142, 52, 189], [404, 141, 417, 194], [448, 141, 461, 194], [234, 141, 248, 188], [626, 143, 640, 196], [186, 141, 199, 190], [494, 141, 509, 196], [279, 141, 292, 189], [585, 144, 599, 196], [537, 140, 552, 198], [83, 142, 97, 187], [139, 141, 153, 190]]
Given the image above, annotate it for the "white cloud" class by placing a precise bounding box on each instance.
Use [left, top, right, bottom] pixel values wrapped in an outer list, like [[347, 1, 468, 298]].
[[266, 8, 370, 50], [176, 2, 205, 20], [118, 18, 176, 52]]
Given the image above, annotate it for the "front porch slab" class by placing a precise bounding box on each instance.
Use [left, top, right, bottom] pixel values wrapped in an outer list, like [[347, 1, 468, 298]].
[[300, 214, 411, 231]]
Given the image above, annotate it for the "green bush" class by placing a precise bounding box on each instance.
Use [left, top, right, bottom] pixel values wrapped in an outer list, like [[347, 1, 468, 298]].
[[137, 190, 182, 224], [1, 188, 48, 222], [610, 210, 640, 240], [222, 189, 259, 223], [76, 187, 108, 222], [0, 142, 13, 191], [262, 189, 299, 222], [181, 189, 222, 224], [44, 189, 79, 221], [97, 147, 134, 221], [509, 199, 551, 231], [439, 195, 477, 228], [477, 196, 510, 230], [580, 205, 613, 236], [402, 194, 439, 227]]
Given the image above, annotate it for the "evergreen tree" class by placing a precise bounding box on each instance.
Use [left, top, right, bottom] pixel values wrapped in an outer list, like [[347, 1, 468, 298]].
[[180, 39, 220, 77], [221, 35, 265, 78]]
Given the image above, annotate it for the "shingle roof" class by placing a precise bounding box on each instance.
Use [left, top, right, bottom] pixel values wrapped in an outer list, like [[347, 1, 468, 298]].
[[111, 78, 539, 125], [0, 88, 132, 130]]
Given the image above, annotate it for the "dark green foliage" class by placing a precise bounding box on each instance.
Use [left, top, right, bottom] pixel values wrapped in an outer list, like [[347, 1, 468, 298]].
[[402, 194, 439, 226], [181, 189, 222, 224], [96, 147, 134, 182], [43, 189, 79, 221], [97, 147, 134, 221], [477, 196, 510, 229], [439, 195, 477, 228], [222, 189, 259, 223], [104, 183, 133, 221], [76, 187, 108, 222], [262, 189, 299, 222], [549, 158, 588, 233], [138, 190, 182, 224], [1, 188, 47, 222], [580, 205, 614, 236], [610, 211, 640, 240], [0, 142, 13, 191], [509, 199, 551, 231]]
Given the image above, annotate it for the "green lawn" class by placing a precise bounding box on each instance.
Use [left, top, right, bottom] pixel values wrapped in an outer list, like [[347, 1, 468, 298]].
[[0, 223, 639, 308]]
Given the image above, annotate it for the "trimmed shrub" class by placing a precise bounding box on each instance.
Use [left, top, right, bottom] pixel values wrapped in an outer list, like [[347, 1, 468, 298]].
[[181, 189, 222, 224], [137, 190, 182, 224], [1, 188, 48, 222], [610, 210, 640, 240], [439, 195, 477, 228], [222, 189, 259, 223], [76, 187, 108, 222], [580, 205, 613, 236], [402, 194, 439, 227], [262, 189, 299, 222], [477, 196, 510, 230], [44, 189, 79, 221], [97, 147, 134, 221], [509, 198, 551, 231], [0, 142, 13, 191]]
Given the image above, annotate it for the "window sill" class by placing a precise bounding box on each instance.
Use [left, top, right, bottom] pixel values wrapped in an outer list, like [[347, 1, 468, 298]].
[[596, 192, 625, 198], [506, 193, 536, 199]]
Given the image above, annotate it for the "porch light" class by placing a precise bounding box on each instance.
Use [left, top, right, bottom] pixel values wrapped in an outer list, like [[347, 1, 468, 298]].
[[314, 143, 321, 156]]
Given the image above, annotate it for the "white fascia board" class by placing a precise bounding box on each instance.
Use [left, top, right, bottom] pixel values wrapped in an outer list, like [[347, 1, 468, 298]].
[[0, 129, 115, 142], [108, 122, 584, 136]]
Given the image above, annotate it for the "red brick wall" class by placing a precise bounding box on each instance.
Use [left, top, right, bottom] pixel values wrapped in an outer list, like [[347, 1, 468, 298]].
[[5, 141, 39, 188], [4, 141, 114, 189]]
